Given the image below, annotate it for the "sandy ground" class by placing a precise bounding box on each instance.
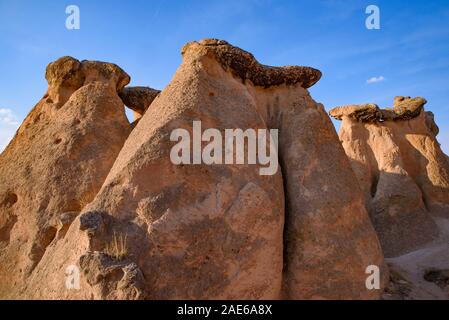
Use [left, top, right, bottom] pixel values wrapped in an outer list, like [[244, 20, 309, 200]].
[[384, 215, 449, 299]]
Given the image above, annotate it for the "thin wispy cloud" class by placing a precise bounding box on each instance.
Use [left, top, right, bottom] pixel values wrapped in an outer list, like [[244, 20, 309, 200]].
[[0, 108, 19, 125], [0, 108, 19, 152], [0, 127, 16, 152], [366, 76, 385, 84]]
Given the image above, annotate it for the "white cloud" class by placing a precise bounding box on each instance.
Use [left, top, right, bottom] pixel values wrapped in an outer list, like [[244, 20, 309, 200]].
[[366, 76, 385, 84], [0, 108, 20, 152], [0, 108, 19, 125]]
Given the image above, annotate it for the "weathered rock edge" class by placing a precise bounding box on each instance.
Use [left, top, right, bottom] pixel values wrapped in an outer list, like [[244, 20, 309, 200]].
[[329, 96, 427, 122], [182, 38, 322, 88]]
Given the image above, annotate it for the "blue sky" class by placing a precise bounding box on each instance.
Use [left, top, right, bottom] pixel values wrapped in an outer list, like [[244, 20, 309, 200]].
[[0, 0, 448, 153]]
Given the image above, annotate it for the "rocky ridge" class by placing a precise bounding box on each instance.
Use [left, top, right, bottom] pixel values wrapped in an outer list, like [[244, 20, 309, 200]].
[[4, 40, 448, 300]]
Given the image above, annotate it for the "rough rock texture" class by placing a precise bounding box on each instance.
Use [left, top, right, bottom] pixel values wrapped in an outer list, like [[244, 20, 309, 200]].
[[330, 97, 449, 257], [278, 95, 387, 300], [329, 97, 427, 122], [383, 214, 449, 300], [384, 243, 449, 299], [2, 40, 387, 300], [13, 39, 386, 300], [181, 39, 322, 89], [0, 56, 132, 298], [118, 86, 160, 121], [329, 103, 380, 122]]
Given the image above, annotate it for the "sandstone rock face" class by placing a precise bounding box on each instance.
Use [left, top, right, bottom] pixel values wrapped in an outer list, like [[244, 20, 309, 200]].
[[16, 39, 386, 300], [2, 40, 387, 300], [0, 57, 132, 298], [279, 98, 386, 300], [330, 97, 449, 257]]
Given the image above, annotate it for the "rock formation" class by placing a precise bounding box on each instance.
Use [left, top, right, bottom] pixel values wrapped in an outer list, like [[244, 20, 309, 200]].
[[1, 40, 387, 300], [383, 242, 449, 299], [0, 56, 133, 297], [330, 97, 449, 257], [118, 86, 160, 122]]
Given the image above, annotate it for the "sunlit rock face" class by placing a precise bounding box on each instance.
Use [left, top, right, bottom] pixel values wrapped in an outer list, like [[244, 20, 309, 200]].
[[330, 97, 449, 258], [1, 40, 386, 300], [0, 57, 133, 298]]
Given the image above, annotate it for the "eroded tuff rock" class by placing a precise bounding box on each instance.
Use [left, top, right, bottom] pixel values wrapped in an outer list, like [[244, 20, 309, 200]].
[[0, 56, 132, 298], [19, 39, 386, 300], [330, 97, 449, 257], [118, 86, 160, 121], [181, 38, 321, 89], [329, 97, 427, 122]]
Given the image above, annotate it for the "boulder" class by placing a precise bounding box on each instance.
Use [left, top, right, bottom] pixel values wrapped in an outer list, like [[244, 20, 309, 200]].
[[118, 86, 160, 121]]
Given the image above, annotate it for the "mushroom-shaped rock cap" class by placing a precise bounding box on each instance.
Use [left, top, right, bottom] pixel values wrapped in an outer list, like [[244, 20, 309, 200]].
[[118, 86, 160, 115], [329, 104, 380, 122], [80, 60, 130, 91], [393, 96, 427, 119], [181, 38, 322, 89], [45, 56, 130, 91], [45, 56, 84, 89], [329, 96, 427, 122]]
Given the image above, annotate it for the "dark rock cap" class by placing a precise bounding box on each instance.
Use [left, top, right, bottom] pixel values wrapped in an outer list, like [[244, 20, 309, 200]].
[[182, 38, 322, 89], [329, 96, 427, 122], [118, 86, 160, 115]]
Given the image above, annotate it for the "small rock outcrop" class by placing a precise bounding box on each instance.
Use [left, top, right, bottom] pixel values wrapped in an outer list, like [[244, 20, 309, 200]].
[[329, 96, 427, 122], [118, 86, 160, 121], [330, 97, 449, 257], [0, 56, 132, 297]]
